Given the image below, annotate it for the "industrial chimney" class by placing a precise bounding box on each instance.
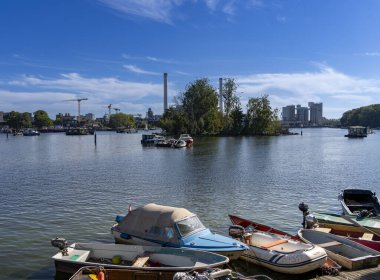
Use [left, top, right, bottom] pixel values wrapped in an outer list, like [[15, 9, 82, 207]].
[[219, 78, 223, 113], [164, 73, 168, 112]]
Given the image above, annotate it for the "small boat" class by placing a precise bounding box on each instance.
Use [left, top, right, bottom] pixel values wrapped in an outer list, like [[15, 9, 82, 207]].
[[23, 128, 40, 136], [344, 126, 367, 138], [13, 131, 23, 136], [51, 237, 229, 275], [111, 203, 248, 260], [312, 212, 380, 235], [141, 134, 165, 144], [179, 134, 193, 147], [298, 228, 380, 270], [173, 139, 187, 148], [155, 139, 175, 147], [228, 215, 327, 274], [338, 188, 380, 217], [70, 267, 267, 280]]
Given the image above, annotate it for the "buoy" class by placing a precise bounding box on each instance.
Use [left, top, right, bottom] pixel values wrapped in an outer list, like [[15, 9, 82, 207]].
[[97, 271, 105, 280]]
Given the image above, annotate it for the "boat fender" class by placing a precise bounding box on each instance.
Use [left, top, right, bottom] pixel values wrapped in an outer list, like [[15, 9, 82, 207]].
[[97, 271, 105, 280], [88, 274, 98, 280]]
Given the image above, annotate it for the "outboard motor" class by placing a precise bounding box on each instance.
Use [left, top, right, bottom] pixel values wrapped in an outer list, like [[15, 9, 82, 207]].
[[298, 202, 318, 229], [51, 237, 68, 256], [228, 225, 245, 239]]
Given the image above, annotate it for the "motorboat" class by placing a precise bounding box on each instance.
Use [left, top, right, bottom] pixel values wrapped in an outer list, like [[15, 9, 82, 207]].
[[23, 128, 40, 136], [111, 203, 248, 260], [173, 139, 187, 148], [298, 228, 380, 270], [141, 134, 165, 144], [228, 215, 328, 274], [338, 188, 380, 217], [179, 134, 193, 147], [51, 238, 229, 275]]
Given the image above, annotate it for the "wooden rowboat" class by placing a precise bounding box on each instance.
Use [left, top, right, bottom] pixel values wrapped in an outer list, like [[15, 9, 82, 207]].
[[338, 189, 380, 217], [298, 228, 380, 270]]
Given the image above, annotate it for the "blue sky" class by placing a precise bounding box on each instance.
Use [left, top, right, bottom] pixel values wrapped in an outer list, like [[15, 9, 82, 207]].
[[1, 0, 380, 119]]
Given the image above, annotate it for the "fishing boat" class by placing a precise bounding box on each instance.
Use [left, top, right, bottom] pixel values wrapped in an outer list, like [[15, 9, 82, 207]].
[[298, 228, 380, 270], [111, 203, 248, 260], [228, 215, 328, 274], [51, 238, 229, 275], [338, 188, 380, 217]]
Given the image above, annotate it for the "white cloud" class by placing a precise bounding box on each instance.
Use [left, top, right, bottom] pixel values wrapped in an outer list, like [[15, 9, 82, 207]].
[[98, 0, 183, 24], [123, 65, 160, 76], [203, 0, 219, 11], [364, 52, 380, 57]]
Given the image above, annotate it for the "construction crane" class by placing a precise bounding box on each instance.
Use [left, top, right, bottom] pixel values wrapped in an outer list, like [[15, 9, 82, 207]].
[[64, 98, 88, 123], [106, 104, 112, 116], [113, 108, 120, 113]]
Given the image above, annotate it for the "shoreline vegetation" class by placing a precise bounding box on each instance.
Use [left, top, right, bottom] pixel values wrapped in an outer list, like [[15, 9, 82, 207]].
[[1, 78, 379, 136]]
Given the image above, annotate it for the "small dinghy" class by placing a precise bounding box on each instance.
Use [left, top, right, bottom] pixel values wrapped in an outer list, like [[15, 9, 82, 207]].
[[51, 238, 229, 275], [228, 216, 327, 274], [338, 188, 380, 217], [298, 229, 380, 270]]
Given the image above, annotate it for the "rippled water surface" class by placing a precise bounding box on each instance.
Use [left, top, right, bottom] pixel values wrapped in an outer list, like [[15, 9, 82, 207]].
[[1, 128, 379, 279]]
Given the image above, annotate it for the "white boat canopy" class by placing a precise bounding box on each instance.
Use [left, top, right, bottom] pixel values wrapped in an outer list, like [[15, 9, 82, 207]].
[[117, 203, 199, 245]]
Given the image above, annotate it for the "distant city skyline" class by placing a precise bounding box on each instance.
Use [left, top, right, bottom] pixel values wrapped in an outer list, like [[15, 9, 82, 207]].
[[1, 1, 380, 119]]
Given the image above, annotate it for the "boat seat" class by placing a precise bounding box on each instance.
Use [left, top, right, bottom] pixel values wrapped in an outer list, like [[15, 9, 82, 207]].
[[261, 239, 288, 249], [132, 256, 150, 267], [362, 233, 374, 241], [316, 227, 332, 233], [317, 241, 342, 248]]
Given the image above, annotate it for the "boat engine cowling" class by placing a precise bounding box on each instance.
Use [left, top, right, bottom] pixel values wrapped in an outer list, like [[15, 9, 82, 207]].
[[51, 237, 67, 250], [228, 225, 245, 239], [305, 214, 318, 229]]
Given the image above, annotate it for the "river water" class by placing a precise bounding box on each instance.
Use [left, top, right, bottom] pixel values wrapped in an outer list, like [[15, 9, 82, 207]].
[[0, 128, 379, 280]]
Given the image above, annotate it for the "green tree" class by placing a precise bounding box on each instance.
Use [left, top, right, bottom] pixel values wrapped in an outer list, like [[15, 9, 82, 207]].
[[34, 110, 53, 128], [5, 111, 32, 130], [181, 78, 221, 135], [159, 107, 188, 135], [223, 78, 238, 116], [245, 95, 278, 135], [109, 113, 135, 129], [341, 104, 380, 128]]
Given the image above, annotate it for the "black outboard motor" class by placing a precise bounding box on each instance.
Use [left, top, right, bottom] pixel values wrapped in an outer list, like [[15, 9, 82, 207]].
[[51, 237, 68, 256], [228, 225, 245, 239]]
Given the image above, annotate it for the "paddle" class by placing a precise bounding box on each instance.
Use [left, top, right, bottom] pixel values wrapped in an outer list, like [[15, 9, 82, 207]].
[[340, 215, 380, 239]]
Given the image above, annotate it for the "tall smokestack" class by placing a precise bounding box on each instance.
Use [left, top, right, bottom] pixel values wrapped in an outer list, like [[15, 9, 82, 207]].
[[219, 78, 223, 113], [164, 73, 168, 112]]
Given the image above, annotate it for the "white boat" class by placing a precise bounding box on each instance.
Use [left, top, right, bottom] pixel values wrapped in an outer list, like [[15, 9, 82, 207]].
[[179, 134, 193, 146], [51, 238, 229, 275], [228, 226, 327, 274], [298, 228, 380, 270], [23, 128, 40, 136], [173, 139, 187, 148]]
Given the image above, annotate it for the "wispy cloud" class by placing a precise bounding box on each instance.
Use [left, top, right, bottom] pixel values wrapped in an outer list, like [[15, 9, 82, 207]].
[[123, 64, 160, 76], [98, 0, 183, 24], [364, 52, 380, 57]]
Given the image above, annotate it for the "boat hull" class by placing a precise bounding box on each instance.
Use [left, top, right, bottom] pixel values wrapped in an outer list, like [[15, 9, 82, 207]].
[[112, 229, 245, 260], [52, 242, 229, 275]]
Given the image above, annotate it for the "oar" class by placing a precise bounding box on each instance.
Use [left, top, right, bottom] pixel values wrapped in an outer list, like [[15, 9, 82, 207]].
[[340, 215, 380, 239]]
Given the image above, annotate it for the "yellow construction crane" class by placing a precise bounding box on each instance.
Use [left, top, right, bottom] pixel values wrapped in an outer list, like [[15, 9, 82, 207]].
[[64, 98, 88, 123]]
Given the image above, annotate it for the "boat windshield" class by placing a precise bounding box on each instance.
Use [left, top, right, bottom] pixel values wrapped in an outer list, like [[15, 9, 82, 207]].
[[176, 216, 205, 237]]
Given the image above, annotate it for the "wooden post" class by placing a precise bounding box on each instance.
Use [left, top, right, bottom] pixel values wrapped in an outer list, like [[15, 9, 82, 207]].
[[94, 132, 97, 146]]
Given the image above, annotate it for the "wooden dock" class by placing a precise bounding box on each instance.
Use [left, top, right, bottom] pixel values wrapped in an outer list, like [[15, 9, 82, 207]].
[[231, 260, 380, 280], [315, 266, 380, 280]]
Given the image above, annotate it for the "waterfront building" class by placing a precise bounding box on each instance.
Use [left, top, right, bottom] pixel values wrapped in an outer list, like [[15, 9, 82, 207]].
[[282, 105, 296, 126], [308, 102, 323, 126], [296, 105, 309, 125]]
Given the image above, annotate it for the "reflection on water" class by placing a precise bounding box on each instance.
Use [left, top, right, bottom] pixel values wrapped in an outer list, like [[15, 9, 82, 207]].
[[0, 128, 379, 279]]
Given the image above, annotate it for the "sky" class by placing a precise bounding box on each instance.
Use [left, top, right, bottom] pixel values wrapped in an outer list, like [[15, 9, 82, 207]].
[[1, 0, 380, 119]]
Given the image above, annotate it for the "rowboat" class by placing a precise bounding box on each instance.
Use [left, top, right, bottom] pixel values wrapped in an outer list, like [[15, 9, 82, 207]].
[[111, 204, 248, 260], [51, 238, 229, 275], [312, 212, 380, 235], [313, 226, 380, 252], [298, 228, 380, 270], [228, 215, 328, 274], [69, 266, 261, 280], [338, 188, 380, 217]]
